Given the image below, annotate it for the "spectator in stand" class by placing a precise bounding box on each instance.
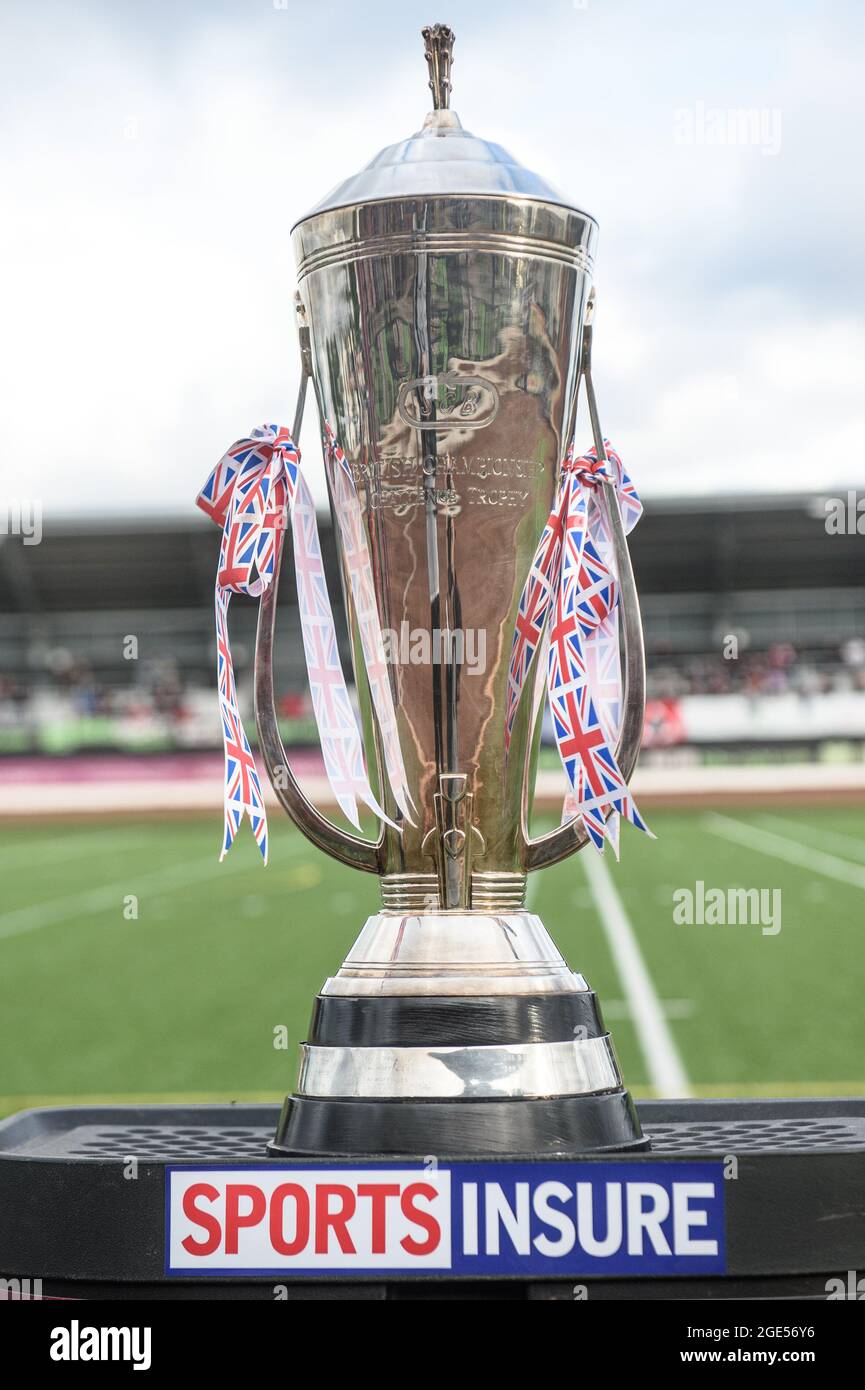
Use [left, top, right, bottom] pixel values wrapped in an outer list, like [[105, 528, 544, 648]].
[[842, 638, 865, 692]]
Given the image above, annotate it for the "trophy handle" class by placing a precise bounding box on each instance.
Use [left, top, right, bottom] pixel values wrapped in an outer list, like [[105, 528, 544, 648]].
[[253, 303, 382, 875], [520, 292, 647, 873]]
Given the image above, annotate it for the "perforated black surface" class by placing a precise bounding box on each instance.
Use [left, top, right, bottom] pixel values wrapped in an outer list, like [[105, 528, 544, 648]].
[[648, 1116, 865, 1153], [41, 1123, 274, 1160], [3, 1100, 865, 1160]]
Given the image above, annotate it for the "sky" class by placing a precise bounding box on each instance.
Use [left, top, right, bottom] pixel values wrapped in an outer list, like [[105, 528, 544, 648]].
[[1, 0, 864, 517]]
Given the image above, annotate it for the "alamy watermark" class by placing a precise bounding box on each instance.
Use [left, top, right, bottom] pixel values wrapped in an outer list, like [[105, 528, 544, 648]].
[[673, 881, 782, 936], [674, 102, 782, 157], [824, 492, 865, 535], [381, 622, 486, 676], [826, 1270, 865, 1299], [0, 1276, 43, 1300], [50, 1320, 151, 1370], [0, 498, 42, 545]]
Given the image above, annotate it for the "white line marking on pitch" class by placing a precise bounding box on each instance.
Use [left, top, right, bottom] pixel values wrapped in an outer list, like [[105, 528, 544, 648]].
[[756, 813, 865, 865], [0, 855, 252, 943], [581, 850, 692, 1099], [705, 813, 865, 891]]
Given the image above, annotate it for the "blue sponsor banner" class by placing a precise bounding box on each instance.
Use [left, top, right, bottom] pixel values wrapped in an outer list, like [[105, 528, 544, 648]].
[[166, 1159, 725, 1277], [448, 1160, 725, 1277]]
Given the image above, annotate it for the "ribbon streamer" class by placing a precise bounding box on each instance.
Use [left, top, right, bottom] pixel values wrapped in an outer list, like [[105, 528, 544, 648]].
[[506, 440, 650, 853], [196, 424, 410, 862], [324, 427, 416, 824]]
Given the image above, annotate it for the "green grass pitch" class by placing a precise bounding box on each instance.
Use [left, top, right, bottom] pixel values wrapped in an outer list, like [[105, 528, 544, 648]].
[[1, 806, 864, 1115]]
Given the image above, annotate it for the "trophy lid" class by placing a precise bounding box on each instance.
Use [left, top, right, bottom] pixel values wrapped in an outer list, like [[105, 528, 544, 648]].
[[293, 23, 582, 227]]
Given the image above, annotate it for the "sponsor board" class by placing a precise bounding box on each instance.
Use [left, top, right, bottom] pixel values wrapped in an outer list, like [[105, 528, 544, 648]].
[[166, 1161, 725, 1277]]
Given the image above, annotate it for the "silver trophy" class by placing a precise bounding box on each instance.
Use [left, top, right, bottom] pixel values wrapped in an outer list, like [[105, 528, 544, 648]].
[[257, 24, 648, 1155]]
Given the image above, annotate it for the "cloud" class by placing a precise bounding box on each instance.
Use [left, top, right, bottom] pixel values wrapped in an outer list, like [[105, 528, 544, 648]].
[[1, 0, 863, 517]]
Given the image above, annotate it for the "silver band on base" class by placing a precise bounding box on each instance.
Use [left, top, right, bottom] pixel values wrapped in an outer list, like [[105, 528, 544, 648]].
[[297, 1035, 621, 1101]]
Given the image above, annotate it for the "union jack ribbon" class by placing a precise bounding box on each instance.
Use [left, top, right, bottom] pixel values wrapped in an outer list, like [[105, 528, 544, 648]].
[[505, 441, 650, 853], [324, 426, 416, 824], [196, 424, 410, 862]]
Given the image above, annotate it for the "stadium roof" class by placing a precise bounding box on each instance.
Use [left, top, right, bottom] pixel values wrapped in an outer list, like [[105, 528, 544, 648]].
[[0, 493, 858, 615]]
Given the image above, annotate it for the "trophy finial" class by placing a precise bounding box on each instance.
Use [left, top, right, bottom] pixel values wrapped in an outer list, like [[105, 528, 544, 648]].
[[422, 23, 455, 110]]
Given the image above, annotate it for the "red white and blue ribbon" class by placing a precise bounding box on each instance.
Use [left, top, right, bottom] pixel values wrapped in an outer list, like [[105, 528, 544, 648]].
[[505, 440, 650, 854], [196, 424, 412, 862]]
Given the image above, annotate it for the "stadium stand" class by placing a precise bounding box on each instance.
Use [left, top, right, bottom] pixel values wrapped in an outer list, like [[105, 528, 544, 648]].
[[1, 493, 863, 760]]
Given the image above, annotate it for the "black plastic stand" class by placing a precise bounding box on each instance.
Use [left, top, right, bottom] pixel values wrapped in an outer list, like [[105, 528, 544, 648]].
[[1, 1099, 864, 1299]]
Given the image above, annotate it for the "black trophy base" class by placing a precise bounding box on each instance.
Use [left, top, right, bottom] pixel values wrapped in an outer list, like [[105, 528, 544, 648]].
[[270, 987, 648, 1156], [270, 1091, 648, 1156]]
